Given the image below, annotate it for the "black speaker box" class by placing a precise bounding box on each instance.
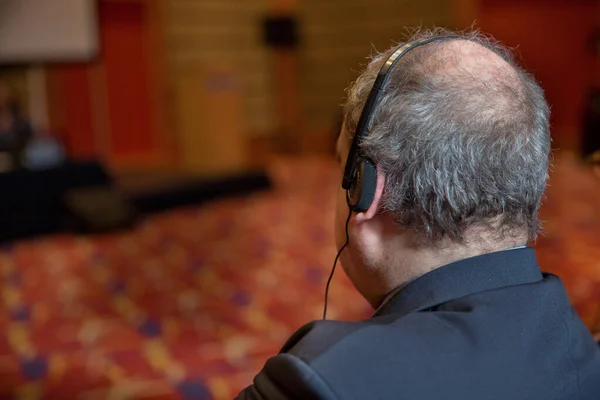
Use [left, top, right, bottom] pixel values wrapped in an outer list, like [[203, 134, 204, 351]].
[[262, 16, 299, 49]]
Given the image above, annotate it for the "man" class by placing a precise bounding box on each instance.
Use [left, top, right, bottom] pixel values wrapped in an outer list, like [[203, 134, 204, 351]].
[[0, 80, 33, 170], [237, 29, 600, 399]]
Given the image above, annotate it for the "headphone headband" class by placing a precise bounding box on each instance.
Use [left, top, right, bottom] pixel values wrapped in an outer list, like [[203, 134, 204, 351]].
[[342, 35, 460, 190]]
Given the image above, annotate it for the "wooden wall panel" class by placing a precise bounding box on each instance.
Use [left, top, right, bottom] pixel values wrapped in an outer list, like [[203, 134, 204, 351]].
[[299, 0, 453, 132], [165, 0, 274, 137], [174, 66, 246, 175]]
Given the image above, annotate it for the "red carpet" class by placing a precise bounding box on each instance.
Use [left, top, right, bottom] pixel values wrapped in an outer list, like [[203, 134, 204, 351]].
[[0, 154, 599, 399]]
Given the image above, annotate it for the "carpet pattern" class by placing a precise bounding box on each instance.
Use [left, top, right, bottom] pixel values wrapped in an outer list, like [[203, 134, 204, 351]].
[[0, 155, 599, 399]]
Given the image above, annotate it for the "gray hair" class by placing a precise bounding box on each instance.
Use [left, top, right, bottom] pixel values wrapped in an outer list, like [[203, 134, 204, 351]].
[[343, 28, 551, 244]]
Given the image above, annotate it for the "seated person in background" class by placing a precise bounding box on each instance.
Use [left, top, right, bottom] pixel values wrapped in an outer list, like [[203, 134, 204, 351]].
[[24, 130, 65, 170], [237, 28, 600, 400], [0, 80, 33, 171]]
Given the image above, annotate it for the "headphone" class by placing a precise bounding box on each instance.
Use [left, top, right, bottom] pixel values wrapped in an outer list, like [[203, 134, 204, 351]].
[[342, 35, 459, 212], [323, 35, 459, 320]]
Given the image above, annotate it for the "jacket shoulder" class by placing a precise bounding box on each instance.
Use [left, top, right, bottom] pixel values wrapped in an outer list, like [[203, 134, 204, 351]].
[[236, 319, 382, 400], [236, 353, 338, 400], [280, 319, 372, 358]]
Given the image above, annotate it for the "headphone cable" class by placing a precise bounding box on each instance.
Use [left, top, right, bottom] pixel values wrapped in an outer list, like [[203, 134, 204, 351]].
[[323, 208, 352, 320]]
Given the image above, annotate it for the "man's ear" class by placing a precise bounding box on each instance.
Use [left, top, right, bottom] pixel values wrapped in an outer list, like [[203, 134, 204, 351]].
[[355, 165, 385, 222]]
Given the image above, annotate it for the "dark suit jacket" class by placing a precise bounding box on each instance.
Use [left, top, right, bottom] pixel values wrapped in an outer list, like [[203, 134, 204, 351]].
[[237, 248, 600, 399]]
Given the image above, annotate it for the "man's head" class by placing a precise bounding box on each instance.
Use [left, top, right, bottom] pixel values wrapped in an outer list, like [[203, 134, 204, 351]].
[[335, 28, 551, 307]]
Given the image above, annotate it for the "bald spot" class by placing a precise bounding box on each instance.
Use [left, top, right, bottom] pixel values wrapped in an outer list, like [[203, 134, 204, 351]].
[[436, 40, 518, 80], [417, 39, 526, 123]]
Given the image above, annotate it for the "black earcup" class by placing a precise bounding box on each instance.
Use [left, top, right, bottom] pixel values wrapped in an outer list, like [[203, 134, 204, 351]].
[[347, 157, 377, 212]]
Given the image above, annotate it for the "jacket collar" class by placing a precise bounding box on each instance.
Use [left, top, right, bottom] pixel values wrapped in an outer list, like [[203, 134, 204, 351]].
[[373, 247, 543, 318]]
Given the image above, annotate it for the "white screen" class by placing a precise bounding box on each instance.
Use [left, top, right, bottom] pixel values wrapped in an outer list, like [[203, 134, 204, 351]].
[[0, 0, 98, 64]]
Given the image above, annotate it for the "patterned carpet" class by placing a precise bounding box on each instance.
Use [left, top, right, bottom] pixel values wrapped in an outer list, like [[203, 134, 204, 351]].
[[0, 154, 599, 399]]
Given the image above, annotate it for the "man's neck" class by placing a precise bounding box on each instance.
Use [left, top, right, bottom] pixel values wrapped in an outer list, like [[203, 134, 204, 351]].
[[370, 231, 528, 309]]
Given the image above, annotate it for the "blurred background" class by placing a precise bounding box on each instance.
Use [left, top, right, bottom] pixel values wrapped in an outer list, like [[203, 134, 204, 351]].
[[0, 0, 599, 398]]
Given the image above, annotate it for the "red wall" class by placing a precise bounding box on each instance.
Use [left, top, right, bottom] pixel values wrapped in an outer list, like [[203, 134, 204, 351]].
[[49, 65, 96, 157], [49, 0, 163, 167], [99, 1, 155, 158], [478, 0, 598, 149]]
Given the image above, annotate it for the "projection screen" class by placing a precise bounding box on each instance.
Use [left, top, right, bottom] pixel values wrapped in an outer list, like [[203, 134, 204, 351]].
[[0, 0, 98, 64]]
